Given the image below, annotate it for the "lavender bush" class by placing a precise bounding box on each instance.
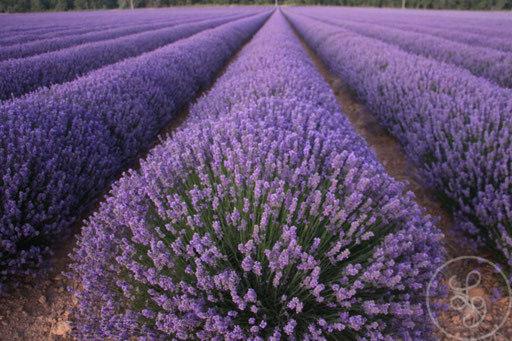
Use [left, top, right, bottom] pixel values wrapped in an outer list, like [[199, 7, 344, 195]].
[[0, 8, 217, 46], [295, 7, 512, 53], [0, 7, 259, 43], [367, 19, 512, 54], [0, 14, 228, 61], [0, 12, 270, 292], [296, 10, 512, 89], [71, 11, 444, 340], [0, 13, 256, 101], [284, 11, 512, 267]]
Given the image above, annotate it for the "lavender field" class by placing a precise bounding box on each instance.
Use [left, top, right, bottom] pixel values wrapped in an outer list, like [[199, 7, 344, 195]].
[[0, 6, 511, 340]]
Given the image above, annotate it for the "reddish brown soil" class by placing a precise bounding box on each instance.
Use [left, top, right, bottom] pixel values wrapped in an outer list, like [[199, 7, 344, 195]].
[[0, 232, 77, 341]]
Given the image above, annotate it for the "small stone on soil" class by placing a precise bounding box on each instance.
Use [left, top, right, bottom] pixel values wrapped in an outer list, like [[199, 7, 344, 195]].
[[50, 320, 71, 336]]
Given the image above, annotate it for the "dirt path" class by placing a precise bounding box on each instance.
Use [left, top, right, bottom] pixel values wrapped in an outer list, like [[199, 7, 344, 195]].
[[0, 233, 77, 341], [0, 29, 258, 341], [289, 19, 512, 341]]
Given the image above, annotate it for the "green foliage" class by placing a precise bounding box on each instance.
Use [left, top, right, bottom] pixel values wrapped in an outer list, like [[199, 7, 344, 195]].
[[287, 0, 511, 8], [30, 0, 43, 10], [1, 0, 30, 12], [73, 0, 89, 9], [55, 0, 70, 10]]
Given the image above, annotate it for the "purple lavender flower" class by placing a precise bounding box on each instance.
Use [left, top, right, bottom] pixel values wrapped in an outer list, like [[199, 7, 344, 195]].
[[285, 8, 512, 271], [71, 10, 443, 340], [0, 12, 270, 292]]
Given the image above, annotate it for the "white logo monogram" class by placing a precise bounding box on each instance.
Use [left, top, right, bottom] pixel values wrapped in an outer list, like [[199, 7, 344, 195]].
[[426, 256, 511, 340]]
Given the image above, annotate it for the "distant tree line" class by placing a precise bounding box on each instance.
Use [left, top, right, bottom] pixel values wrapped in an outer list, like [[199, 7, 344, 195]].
[[0, 0, 510, 13], [308, 0, 512, 9], [315, 0, 512, 9]]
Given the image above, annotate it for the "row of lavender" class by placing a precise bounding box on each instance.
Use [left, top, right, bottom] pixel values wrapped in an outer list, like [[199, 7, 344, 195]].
[[284, 11, 512, 268], [0, 9, 177, 33], [71, 11, 444, 340], [298, 6, 512, 48], [0, 12, 271, 292], [0, 16, 182, 55], [0, 8, 266, 58], [0, 7, 255, 42], [335, 11, 512, 53], [0, 10, 186, 46], [0, 11, 261, 101], [0, 13, 224, 61], [292, 8, 512, 89]]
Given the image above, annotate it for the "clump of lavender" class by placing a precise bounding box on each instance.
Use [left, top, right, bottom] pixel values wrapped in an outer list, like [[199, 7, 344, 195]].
[[284, 10, 512, 269], [0, 13, 269, 292], [72, 12, 444, 340]]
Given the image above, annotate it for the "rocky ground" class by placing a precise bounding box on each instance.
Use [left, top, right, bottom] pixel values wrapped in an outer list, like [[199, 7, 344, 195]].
[[0, 232, 77, 340]]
